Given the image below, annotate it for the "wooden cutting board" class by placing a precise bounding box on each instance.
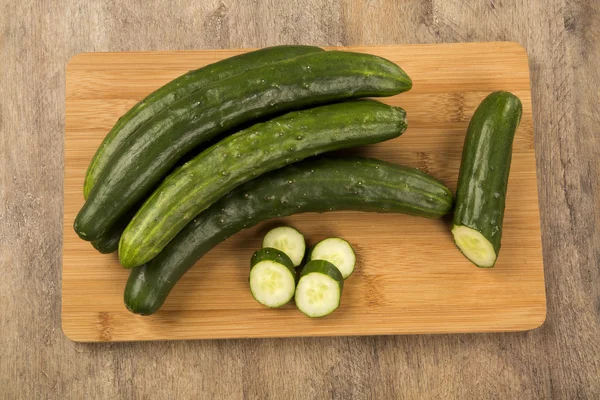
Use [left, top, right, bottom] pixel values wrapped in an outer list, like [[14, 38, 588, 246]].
[[63, 42, 546, 342]]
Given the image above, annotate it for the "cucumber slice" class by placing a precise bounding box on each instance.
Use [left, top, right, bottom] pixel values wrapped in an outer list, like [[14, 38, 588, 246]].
[[249, 248, 296, 308], [262, 226, 306, 267], [310, 238, 356, 279], [451, 225, 496, 268], [295, 260, 344, 318]]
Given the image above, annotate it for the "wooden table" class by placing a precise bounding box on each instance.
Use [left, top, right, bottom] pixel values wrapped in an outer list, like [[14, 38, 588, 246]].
[[1, 0, 598, 398]]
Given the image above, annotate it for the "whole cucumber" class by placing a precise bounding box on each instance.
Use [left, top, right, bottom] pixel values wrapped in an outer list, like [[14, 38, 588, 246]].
[[452, 91, 522, 268], [124, 156, 452, 315], [74, 51, 412, 241], [119, 100, 408, 268], [83, 45, 324, 199]]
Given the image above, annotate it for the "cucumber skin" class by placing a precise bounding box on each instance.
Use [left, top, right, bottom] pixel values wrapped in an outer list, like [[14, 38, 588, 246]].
[[452, 91, 522, 264], [250, 248, 296, 278], [83, 45, 325, 200], [74, 51, 413, 241], [119, 100, 408, 269], [299, 260, 344, 292], [90, 224, 122, 254], [124, 156, 452, 315]]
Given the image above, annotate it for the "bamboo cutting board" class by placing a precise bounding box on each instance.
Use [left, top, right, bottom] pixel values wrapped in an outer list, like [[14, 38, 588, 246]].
[[63, 42, 546, 342]]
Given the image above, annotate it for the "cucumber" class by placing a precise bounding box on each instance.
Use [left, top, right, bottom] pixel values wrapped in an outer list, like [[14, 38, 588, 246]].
[[295, 260, 344, 318], [83, 45, 325, 200], [249, 248, 296, 308], [74, 50, 412, 241], [262, 227, 306, 267], [124, 157, 452, 315], [118, 100, 408, 269], [90, 223, 123, 254], [310, 238, 356, 279], [452, 91, 522, 268]]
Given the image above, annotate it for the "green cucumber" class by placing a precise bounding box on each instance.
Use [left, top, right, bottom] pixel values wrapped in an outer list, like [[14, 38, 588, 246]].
[[262, 226, 306, 267], [124, 156, 452, 315], [452, 91, 522, 268], [74, 50, 412, 241], [83, 45, 324, 200], [295, 260, 344, 318], [119, 100, 408, 269], [249, 248, 296, 308], [310, 238, 356, 279], [90, 222, 124, 254]]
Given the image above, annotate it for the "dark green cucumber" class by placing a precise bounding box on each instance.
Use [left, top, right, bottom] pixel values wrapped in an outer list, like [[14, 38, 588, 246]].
[[249, 248, 297, 308], [295, 260, 344, 318], [452, 91, 522, 268], [90, 222, 124, 254], [124, 156, 452, 315], [119, 100, 408, 268], [74, 50, 412, 241], [83, 45, 324, 200]]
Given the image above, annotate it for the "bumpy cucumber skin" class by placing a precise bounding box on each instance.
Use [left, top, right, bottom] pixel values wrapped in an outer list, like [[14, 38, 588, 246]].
[[74, 50, 412, 241], [83, 45, 325, 200], [124, 156, 452, 315], [119, 100, 408, 269], [452, 91, 522, 266]]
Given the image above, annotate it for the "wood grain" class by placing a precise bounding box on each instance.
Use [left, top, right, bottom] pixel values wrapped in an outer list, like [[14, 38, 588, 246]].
[[63, 42, 546, 342], [2, 0, 599, 398]]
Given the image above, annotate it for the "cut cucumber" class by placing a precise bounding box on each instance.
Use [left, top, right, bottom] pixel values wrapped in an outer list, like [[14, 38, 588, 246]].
[[310, 238, 356, 279], [451, 225, 496, 268], [452, 91, 522, 268], [262, 226, 306, 267], [249, 248, 296, 308], [295, 260, 344, 318]]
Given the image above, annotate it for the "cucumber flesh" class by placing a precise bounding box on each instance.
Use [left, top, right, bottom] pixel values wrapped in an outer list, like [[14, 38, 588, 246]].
[[262, 227, 306, 267], [250, 261, 296, 308], [249, 248, 296, 307], [310, 238, 356, 279], [451, 225, 496, 268], [295, 260, 343, 318]]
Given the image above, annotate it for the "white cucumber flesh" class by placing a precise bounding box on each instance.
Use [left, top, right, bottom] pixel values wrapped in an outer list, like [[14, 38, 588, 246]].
[[451, 225, 497, 268], [249, 260, 296, 308], [262, 226, 306, 267], [295, 273, 341, 317], [310, 237, 356, 279]]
